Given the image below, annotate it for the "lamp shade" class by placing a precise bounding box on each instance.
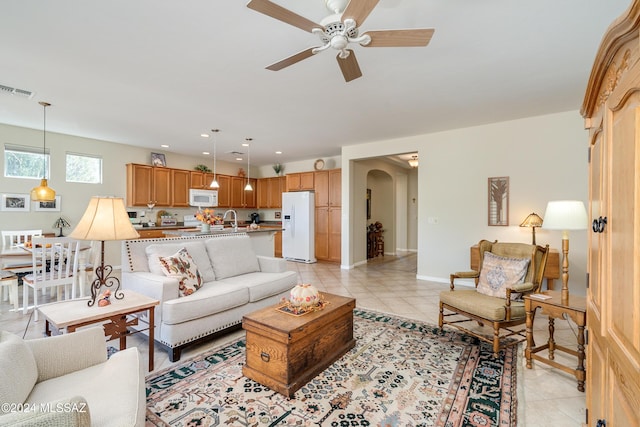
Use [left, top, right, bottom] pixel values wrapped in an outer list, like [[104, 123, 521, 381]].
[[69, 197, 140, 241], [519, 212, 543, 228], [542, 200, 588, 230]]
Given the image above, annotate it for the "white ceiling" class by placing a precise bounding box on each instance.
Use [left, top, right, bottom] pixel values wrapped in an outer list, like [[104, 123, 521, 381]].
[[0, 0, 630, 167]]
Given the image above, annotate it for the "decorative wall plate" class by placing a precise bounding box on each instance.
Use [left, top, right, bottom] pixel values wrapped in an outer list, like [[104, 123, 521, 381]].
[[314, 159, 325, 171]]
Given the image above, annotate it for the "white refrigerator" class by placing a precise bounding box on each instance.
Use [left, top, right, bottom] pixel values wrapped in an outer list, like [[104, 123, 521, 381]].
[[282, 191, 316, 263]]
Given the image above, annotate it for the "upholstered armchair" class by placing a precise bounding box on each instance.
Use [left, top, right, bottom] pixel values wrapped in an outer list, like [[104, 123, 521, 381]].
[[439, 240, 549, 357]]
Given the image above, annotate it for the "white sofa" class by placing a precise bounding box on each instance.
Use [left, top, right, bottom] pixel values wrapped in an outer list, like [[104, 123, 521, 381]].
[[0, 327, 145, 427], [122, 233, 297, 361]]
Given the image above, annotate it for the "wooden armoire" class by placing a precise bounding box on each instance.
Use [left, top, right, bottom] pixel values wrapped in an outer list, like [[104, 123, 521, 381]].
[[581, 2, 640, 425]]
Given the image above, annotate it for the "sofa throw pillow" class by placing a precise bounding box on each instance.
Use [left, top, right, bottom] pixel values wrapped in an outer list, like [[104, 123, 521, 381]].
[[0, 331, 38, 412], [146, 241, 215, 282], [477, 252, 530, 299], [159, 248, 203, 297]]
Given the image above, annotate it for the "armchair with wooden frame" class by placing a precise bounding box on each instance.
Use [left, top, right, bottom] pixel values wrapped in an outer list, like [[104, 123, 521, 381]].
[[439, 240, 549, 357]]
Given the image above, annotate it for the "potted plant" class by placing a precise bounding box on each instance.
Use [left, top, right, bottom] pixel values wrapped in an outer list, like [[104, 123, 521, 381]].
[[273, 163, 283, 176]]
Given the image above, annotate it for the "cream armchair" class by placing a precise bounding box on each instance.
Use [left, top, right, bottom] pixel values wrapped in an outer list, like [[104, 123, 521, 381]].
[[439, 240, 549, 357], [0, 328, 145, 427]]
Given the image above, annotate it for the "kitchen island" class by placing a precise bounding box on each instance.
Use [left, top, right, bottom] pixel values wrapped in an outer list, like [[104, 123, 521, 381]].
[[163, 227, 283, 257]]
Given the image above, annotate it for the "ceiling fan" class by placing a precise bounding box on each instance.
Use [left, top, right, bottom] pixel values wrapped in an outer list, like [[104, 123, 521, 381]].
[[247, 0, 435, 82]]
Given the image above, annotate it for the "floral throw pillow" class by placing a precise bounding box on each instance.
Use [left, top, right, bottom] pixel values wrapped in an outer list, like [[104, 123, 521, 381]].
[[159, 248, 203, 297], [477, 252, 530, 299]]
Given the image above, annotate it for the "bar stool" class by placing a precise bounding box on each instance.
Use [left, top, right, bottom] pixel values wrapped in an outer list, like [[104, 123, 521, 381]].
[[0, 272, 19, 313]]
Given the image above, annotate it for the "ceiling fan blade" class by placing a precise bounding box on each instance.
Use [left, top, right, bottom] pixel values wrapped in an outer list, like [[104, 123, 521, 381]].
[[342, 0, 380, 26], [336, 49, 362, 82], [266, 48, 316, 71], [363, 29, 434, 47], [247, 0, 322, 33]]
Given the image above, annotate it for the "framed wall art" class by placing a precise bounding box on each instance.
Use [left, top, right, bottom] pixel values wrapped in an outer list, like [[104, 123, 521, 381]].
[[1, 193, 30, 212], [488, 176, 509, 226], [34, 195, 61, 212], [366, 188, 372, 220], [151, 152, 166, 167]]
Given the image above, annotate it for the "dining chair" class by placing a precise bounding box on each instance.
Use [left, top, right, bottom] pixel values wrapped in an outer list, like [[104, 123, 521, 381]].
[[1, 229, 43, 307], [22, 236, 81, 321]]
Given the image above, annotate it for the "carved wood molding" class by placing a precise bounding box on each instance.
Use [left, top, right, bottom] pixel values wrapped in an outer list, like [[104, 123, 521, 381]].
[[597, 50, 631, 107]]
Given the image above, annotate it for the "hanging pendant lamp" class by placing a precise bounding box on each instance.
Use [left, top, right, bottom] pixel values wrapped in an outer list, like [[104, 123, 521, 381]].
[[244, 138, 253, 191], [209, 129, 220, 189], [30, 101, 56, 202]]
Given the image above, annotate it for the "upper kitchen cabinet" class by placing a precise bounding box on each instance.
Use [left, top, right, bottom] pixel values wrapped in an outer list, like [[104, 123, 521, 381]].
[[231, 176, 257, 208], [191, 171, 215, 189], [171, 169, 190, 207], [216, 175, 231, 208], [286, 172, 314, 191], [314, 169, 341, 207], [126, 163, 171, 207], [258, 177, 286, 208]]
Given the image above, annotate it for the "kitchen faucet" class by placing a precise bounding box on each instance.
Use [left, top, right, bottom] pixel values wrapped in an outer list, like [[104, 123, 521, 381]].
[[223, 209, 238, 232]]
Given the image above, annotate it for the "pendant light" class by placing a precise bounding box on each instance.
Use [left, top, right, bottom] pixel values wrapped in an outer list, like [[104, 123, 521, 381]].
[[244, 138, 253, 191], [209, 129, 220, 189], [30, 101, 56, 202]]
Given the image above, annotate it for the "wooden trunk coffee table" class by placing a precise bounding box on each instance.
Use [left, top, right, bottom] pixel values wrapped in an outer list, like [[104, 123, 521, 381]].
[[242, 292, 356, 397]]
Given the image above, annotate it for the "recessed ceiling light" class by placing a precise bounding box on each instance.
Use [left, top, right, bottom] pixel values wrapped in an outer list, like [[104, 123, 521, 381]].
[[236, 157, 243, 161], [275, 151, 282, 154], [202, 151, 210, 155], [160, 144, 169, 148], [242, 143, 249, 147], [201, 133, 209, 138]]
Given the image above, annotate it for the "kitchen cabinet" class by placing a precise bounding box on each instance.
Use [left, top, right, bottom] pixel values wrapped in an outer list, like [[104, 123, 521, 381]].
[[314, 169, 341, 262], [581, 4, 640, 425], [171, 169, 190, 207], [315, 207, 341, 263], [126, 163, 173, 207], [190, 171, 215, 189], [152, 167, 171, 206], [328, 169, 341, 207], [274, 230, 282, 258], [286, 172, 314, 191], [258, 177, 286, 208], [126, 164, 153, 207], [231, 177, 257, 208], [216, 175, 231, 208]]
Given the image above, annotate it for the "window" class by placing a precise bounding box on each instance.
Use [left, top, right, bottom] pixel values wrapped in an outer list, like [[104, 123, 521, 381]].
[[66, 152, 102, 184], [4, 144, 49, 179]]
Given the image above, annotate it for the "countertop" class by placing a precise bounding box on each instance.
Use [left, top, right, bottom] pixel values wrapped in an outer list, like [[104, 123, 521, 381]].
[[134, 221, 282, 231], [163, 227, 283, 237]]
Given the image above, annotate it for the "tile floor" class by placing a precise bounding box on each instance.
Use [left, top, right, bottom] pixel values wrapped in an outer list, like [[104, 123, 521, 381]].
[[0, 252, 586, 426]]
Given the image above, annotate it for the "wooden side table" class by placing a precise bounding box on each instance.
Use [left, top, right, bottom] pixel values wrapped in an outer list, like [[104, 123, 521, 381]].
[[37, 290, 159, 371], [524, 290, 587, 391]]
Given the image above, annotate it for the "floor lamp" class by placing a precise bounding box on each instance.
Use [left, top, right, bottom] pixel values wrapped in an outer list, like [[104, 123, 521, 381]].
[[69, 197, 140, 307], [542, 200, 588, 304]]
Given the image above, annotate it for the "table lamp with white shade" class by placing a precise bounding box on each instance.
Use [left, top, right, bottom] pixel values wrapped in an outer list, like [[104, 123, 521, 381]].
[[69, 196, 140, 307], [542, 200, 588, 303]]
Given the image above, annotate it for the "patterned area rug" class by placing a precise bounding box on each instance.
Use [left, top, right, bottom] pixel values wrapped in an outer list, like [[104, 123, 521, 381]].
[[146, 309, 518, 426]]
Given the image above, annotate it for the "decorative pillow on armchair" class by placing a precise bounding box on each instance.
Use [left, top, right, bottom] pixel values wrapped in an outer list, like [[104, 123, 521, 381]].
[[477, 252, 530, 299], [159, 248, 203, 297]]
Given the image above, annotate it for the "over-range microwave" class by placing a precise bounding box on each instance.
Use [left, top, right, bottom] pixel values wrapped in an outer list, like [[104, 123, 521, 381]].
[[189, 189, 218, 207]]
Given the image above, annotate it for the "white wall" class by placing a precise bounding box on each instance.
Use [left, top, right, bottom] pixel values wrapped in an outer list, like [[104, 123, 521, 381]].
[[342, 110, 589, 295]]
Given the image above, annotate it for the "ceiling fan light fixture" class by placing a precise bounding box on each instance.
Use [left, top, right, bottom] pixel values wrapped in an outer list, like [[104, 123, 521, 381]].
[[408, 155, 419, 168], [30, 101, 56, 202]]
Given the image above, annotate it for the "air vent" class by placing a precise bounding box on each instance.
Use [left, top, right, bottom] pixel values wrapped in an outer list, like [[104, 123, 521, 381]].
[[0, 84, 35, 99]]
